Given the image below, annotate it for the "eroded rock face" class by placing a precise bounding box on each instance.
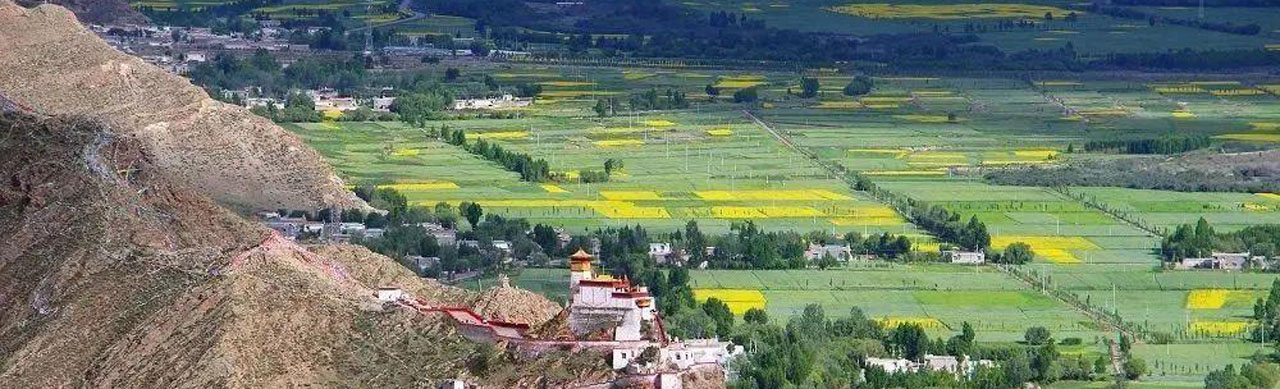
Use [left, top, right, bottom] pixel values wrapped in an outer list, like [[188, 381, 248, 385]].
[[0, 0, 364, 211]]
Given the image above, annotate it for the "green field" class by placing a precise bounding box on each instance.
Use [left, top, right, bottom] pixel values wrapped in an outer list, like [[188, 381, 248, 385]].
[[283, 62, 1280, 386], [676, 0, 1280, 55]]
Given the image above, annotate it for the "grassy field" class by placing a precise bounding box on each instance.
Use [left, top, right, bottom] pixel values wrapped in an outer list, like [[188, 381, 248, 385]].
[[675, 0, 1279, 55], [284, 63, 1279, 385]]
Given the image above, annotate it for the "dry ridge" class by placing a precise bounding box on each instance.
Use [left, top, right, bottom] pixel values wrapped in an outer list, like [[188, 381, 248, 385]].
[[0, 0, 363, 211], [0, 111, 609, 388]]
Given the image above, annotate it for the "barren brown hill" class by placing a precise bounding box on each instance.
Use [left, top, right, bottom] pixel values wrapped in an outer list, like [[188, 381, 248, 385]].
[[13, 0, 145, 25], [0, 112, 610, 388], [0, 0, 363, 211]]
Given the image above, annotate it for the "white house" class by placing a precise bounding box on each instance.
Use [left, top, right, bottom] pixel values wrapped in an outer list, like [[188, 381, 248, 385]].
[[611, 339, 742, 370], [805, 244, 852, 262], [451, 94, 530, 110], [865, 357, 918, 374], [943, 250, 985, 264], [649, 242, 674, 263], [1177, 252, 1255, 270]]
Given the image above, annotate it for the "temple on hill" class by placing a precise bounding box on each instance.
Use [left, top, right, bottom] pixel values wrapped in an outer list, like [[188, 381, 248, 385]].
[[567, 249, 658, 341]]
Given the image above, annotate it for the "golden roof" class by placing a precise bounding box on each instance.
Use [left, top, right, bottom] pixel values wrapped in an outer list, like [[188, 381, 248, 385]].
[[570, 248, 593, 261]]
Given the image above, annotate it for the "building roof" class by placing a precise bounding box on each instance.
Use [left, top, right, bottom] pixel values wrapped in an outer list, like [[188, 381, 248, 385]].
[[570, 248, 593, 261]]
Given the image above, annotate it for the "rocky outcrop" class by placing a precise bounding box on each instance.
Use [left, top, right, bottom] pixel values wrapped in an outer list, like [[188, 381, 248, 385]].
[[0, 0, 364, 211]]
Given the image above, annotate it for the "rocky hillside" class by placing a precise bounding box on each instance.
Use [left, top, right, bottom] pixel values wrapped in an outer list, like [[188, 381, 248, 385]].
[[14, 0, 146, 25], [0, 111, 610, 388], [0, 0, 363, 212]]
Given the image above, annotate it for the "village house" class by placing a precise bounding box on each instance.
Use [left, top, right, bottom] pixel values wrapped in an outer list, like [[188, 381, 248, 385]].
[[865, 357, 918, 374], [451, 94, 531, 110], [865, 355, 994, 377], [1177, 252, 1261, 270], [407, 255, 440, 274], [805, 243, 853, 262], [419, 222, 457, 246], [611, 338, 743, 370], [649, 242, 674, 263], [943, 250, 986, 265]]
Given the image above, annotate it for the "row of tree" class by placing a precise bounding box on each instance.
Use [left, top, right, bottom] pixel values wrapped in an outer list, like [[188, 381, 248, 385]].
[[1083, 135, 1212, 155], [436, 126, 552, 182], [908, 204, 991, 251]]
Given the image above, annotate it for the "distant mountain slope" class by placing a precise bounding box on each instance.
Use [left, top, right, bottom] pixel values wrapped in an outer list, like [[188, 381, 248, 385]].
[[14, 0, 146, 25], [0, 112, 608, 388], [0, 0, 363, 211]]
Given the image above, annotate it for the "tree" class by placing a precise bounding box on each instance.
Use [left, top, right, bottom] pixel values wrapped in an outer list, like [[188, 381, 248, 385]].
[[604, 158, 623, 175], [890, 323, 929, 361], [1024, 326, 1051, 345], [705, 84, 720, 97], [733, 87, 759, 103], [444, 67, 461, 81], [843, 75, 874, 96], [460, 201, 483, 228], [1003, 242, 1035, 264], [1094, 355, 1110, 376], [799, 77, 820, 98], [593, 98, 611, 118], [1004, 351, 1035, 388], [1123, 358, 1147, 380], [702, 298, 735, 338], [744, 308, 769, 325]]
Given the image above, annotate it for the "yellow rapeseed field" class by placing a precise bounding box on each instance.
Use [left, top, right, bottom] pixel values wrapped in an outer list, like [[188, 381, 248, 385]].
[[1258, 193, 1280, 201], [863, 169, 947, 176], [591, 203, 671, 219], [390, 148, 420, 157], [1250, 122, 1279, 131], [707, 128, 734, 136], [711, 206, 826, 218], [828, 216, 904, 226], [600, 191, 664, 200], [1014, 150, 1058, 159], [991, 236, 1099, 264], [825, 3, 1073, 19], [1190, 320, 1253, 336], [693, 289, 767, 315], [1243, 202, 1272, 211], [912, 90, 956, 97], [713, 75, 766, 89], [816, 101, 864, 109], [879, 317, 946, 329], [1172, 110, 1197, 119], [541, 184, 570, 193], [537, 80, 597, 87], [1152, 85, 1206, 94], [695, 189, 853, 201], [849, 148, 909, 158], [378, 181, 460, 191], [1187, 289, 1231, 309], [644, 119, 677, 127], [1216, 133, 1280, 142], [594, 139, 646, 147], [1209, 88, 1265, 96], [539, 90, 619, 98], [470, 131, 530, 140], [1186, 289, 1259, 310]]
